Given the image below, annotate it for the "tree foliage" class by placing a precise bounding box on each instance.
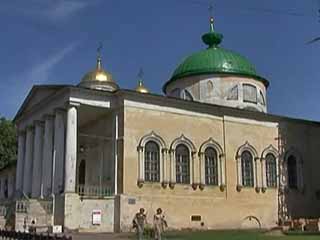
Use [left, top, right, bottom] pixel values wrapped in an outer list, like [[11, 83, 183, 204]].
[[0, 117, 17, 168]]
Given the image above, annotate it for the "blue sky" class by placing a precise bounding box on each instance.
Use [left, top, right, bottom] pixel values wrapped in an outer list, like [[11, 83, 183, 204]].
[[1, 0, 320, 121]]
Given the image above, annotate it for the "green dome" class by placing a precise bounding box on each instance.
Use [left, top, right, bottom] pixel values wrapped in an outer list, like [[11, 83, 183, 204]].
[[163, 18, 269, 93]]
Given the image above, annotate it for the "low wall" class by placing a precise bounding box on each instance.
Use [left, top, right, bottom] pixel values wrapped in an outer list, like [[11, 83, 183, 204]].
[[64, 193, 114, 232]]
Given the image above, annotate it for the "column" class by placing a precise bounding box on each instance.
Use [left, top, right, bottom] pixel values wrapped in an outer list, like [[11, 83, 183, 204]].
[[199, 153, 205, 186], [31, 121, 44, 198], [137, 147, 144, 184], [255, 158, 261, 191], [53, 109, 66, 194], [236, 156, 242, 189], [261, 158, 267, 189], [220, 154, 226, 186], [161, 149, 168, 184], [16, 130, 26, 196], [64, 103, 78, 193], [23, 126, 34, 196], [42, 115, 54, 197], [169, 150, 176, 187]]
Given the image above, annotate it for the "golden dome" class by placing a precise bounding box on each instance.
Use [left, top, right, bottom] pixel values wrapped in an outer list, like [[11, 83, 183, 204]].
[[135, 79, 149, 94], [79, 55, 119, 92]]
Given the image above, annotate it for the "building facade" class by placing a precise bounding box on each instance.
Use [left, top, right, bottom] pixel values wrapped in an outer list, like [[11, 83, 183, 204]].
[[11, 17, 320, 232]]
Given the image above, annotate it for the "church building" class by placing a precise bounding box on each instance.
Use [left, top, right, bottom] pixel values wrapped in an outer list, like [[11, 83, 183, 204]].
[[11, 16, 320, 232]]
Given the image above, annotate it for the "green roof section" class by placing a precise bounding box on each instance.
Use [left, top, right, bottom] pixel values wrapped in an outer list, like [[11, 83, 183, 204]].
[[163, 17, 269, 93]]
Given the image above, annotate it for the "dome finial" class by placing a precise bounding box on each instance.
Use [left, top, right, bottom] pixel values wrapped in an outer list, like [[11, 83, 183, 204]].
[[96, 42, 103, 70], [208, 3, 215, 32], [201, 4, 223, 48], [135, 67, 149, 93]]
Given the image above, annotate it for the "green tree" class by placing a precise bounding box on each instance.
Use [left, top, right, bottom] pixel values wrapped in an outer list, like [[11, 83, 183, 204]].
[[0, 117, 17, 168]]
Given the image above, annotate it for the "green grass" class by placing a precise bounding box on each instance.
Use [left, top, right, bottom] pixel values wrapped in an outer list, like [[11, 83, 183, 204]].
[[159, 230, 320, 240]]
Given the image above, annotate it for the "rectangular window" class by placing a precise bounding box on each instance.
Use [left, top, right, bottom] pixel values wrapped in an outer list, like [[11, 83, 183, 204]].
[[243, 84, 257, 103]]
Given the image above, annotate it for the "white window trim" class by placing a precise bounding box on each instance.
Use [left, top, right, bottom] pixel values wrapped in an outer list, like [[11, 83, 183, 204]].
[[169, 134, 196, 188], [137, 131, 167, 187], [261, 145, 279, 191], [235, 141, 259, 192], [198, 138, 225, 189]]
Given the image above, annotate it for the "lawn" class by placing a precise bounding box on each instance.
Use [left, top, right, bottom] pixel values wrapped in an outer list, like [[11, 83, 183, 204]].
[[160, 230, 320, 240]]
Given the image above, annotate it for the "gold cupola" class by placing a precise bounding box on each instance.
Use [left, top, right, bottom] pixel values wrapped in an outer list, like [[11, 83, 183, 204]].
[[135, 68, 149, 94], [79, 52, 119, 92]]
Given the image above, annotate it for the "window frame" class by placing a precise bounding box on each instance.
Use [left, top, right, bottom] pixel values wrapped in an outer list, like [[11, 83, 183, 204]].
[[175, 144, 190, 184], [243, 84, 257, 104], [144, 141, 161, 182], [241, 150, 254, 187], [287, 155, 298, 189], [265, 153, 277, 188], [204, 147, 218, 185]]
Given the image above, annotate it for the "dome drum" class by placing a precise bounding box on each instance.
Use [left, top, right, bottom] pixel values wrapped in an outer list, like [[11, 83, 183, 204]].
[[166, 74, 267, 113], [163, 17, 269, 113]]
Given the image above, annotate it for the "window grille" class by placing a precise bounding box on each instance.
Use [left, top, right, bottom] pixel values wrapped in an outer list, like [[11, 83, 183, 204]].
[[144, 141, 160, 182], [266, 153, 277, 187], [176, 144, 190, 184], [241, 151, 254, 187], [204, 147, 218, 185]]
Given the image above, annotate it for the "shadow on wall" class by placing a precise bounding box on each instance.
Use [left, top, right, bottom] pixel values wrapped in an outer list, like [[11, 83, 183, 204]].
[[277, 121, 320, 223]]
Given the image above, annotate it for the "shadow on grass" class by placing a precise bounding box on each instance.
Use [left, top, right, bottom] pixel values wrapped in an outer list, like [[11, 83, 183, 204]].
[[159, 230, 320, 240]]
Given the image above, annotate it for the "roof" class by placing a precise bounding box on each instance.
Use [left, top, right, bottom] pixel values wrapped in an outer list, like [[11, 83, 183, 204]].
[[13, 85, 71, 123], [163, 18, 269, 93]]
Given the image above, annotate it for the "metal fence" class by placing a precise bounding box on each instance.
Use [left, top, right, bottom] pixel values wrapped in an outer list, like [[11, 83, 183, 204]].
[[0, 230, 72, 240], [76, 184, 112, 197]]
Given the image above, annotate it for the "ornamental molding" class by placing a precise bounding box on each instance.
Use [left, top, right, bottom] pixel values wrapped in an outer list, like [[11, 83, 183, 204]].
[[261, 144, 279, 159], [284, 146, 303, 164], [198, 137, 223, 156], [138, 131, 167, 150], [235, 141, 258, 160], [169, 134, 196, 153]]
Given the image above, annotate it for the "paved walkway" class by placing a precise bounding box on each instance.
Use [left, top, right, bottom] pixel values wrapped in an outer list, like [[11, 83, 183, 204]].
[[72, 233, 133, 240]]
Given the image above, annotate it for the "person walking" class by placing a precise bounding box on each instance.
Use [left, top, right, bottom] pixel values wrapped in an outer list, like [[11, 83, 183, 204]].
[[153, 208, 167, 240], [133, 208, 147, 240]]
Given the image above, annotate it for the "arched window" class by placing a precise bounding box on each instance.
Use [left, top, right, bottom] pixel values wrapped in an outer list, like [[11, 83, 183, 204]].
[[182, 90, 194, 101], [144, 141, 160, 182], [205, 147, 218, 185], [227, 85, 239, 100], [258, 91, 265, 106], [78, 160, 86, 185], [241, 151, 254, 187], [176, 144, 190, 184], [288, 155, 298, 189], [243, 84, 257, 103], [266, 153, 277, 187]]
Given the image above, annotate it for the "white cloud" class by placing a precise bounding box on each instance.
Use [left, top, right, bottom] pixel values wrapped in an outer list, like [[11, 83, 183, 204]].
[[2, 41, 81, 118], [42, 0, 90, 22], [28, 41, 80, 84]]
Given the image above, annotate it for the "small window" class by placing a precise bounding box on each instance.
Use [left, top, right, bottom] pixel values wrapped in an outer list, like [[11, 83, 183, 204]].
[[227, 85, 239, 100], [170, 88, 181, 98], [144, 141, 160, 182], [288, 155, 298, 189], [243, 84, 257, 103], [182, 90, 193, 101], [241, 151, 254, 187], [176, 144, 190, 184], [258, 91, 265, 106], [266, 153, 277, 187]]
